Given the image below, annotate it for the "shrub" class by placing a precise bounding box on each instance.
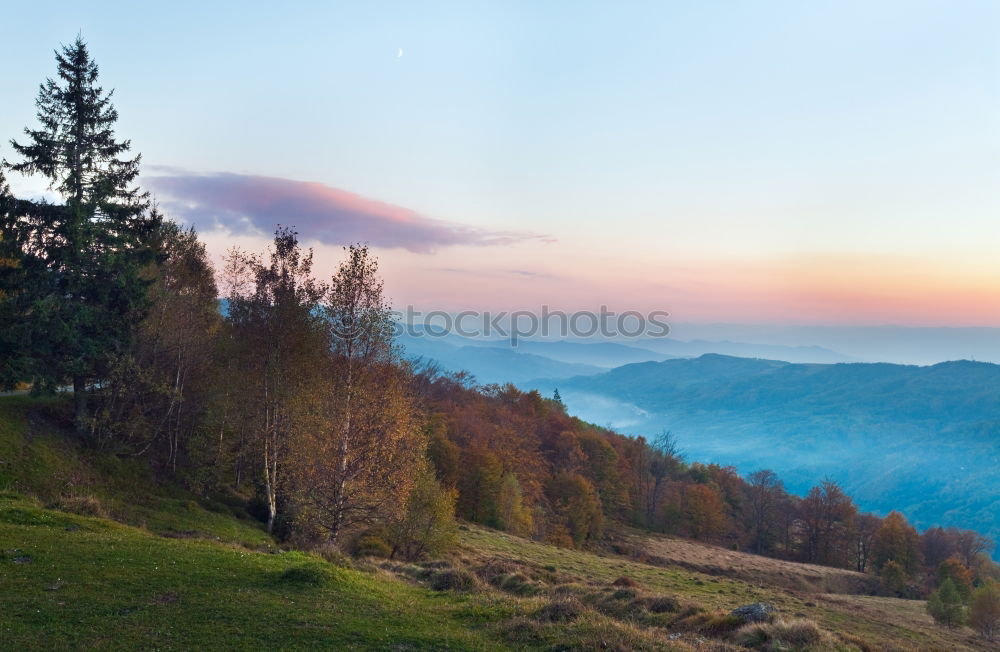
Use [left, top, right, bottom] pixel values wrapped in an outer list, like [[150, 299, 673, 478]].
[[51, 494, 108, 518], [772, 619, 823, 647], [387, 465, 458, 560], [699, 613, 746, 636], [315, 545, 353, 569], [927, 578, 965, 628], [674, 610, 745, 635], [611, 576, 639, 588], [278, 565, 327, 587], [734, 619, 824, 650], [429, 568, 477, 591], [969, 581, 1000, 642], [610, 587, 637, 601], [535, 597, 584, 623], [352, 533, 392, 558], [474, 557, 521, 585], [499, 573, 544, 596]]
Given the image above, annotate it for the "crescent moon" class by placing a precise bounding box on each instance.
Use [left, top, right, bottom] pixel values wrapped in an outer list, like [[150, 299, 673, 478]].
[[397, 48, 403, 58]]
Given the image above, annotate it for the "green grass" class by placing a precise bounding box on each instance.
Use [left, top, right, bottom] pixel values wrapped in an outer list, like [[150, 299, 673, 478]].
[[0, 395, 990, 651], [0, 494, 505, 650], [0, 396, 269, 547]]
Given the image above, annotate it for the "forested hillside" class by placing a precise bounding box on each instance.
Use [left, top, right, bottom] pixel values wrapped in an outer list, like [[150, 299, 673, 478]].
[[533, 354, 1000, 551]]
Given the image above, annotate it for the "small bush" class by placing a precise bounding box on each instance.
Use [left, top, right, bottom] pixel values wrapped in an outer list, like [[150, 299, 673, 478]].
[[315, 545, 353, 569], [536, 597, 584, 623], [611, 576, 639, 588], [698, 612, 746, 636], [774, 619, 823, 647], [499, 573, 545, 596], [278, 565, 327, 587], [52, 494, 107, 518], [352, 534, 391, 559], [475, 557, 521, 585], [734, 619, 825, 650], [637, 595, 680, 614], [673, 608, 746, 636], [610, 587, 637, 601], [429, 568, 478, 591], [927, 578, 965, 628]]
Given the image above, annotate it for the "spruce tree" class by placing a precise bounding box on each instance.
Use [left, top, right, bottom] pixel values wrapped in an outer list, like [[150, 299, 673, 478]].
[[1, 37, 159, 435]]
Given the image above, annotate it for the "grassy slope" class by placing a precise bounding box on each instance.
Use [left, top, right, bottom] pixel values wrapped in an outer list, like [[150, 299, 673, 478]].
[[0, 396, 505, 649], [0, 396, 270, 548], [460, 527, 989, 651], [0, 396, 991, 650], [1, 494, 503, 650]]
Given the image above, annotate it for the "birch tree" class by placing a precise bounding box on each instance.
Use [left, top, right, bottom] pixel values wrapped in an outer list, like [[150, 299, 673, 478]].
[[225, 228, 326, 534], [296, 244, 422, 543]]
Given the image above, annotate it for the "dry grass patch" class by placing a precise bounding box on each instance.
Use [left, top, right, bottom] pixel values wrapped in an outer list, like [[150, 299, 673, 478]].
[[733, 618, 852, 651], [49, 494, 108, 518], [535, 596, 585, 623], [429, 568, 479, 591]]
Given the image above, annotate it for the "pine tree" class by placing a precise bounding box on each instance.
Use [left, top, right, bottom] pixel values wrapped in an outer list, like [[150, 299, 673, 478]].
[[0, 169, 21, 302], [2, 37, 159, 434]]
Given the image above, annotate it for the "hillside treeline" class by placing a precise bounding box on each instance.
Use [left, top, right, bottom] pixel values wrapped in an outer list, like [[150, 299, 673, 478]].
[[1, 38, 997, 611]]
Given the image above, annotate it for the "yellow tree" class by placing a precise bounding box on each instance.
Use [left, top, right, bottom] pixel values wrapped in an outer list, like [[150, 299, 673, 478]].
[[296, 245, 423, 543], [683, 483, 727, 541], [969, 581, 1000, 642], [872, 510, 923, 576]]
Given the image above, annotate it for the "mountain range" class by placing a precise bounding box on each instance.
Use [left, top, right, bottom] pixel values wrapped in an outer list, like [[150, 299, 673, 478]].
[[527, 354, 1000, 554], [396, 331, 1000, 553]]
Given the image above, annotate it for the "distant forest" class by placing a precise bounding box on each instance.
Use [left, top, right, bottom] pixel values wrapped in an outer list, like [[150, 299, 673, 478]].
[[2, 38, 997, 607]]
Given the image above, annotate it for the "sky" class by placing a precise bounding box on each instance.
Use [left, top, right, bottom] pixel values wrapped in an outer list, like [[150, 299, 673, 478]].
[[3, 1, 1000, 326]]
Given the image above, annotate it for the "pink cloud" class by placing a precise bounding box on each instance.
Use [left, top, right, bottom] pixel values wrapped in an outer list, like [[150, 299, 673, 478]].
[[145, 172, 550, 253]]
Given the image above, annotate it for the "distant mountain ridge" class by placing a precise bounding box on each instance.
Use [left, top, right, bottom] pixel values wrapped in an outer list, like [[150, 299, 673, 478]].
[[395, 332, 604, 384], [527, 354, 1000, 555]]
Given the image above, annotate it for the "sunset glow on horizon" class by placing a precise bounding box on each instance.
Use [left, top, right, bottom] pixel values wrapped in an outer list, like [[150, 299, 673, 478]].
[[3, 1, 999, 328]]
